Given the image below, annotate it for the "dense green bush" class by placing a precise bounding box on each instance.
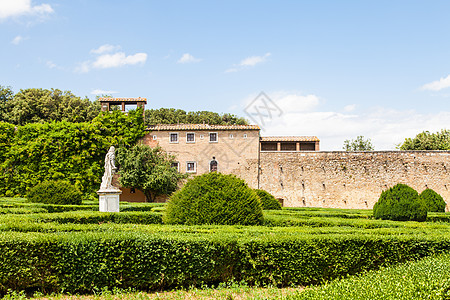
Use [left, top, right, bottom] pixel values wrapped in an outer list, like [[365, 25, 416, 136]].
[[27, 180, 83, 205], [420, 188, 446, 212], [0, 108, 144, 196], [373, 183, 427, 221], [255, 189, 281, 210], [293, 254, 450, 300], [164, 172, 263, 225], [1, 229, 450, 294]]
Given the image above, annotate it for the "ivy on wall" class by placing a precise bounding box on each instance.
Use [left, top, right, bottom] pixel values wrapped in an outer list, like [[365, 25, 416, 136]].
[[0, 109, 144, 196]]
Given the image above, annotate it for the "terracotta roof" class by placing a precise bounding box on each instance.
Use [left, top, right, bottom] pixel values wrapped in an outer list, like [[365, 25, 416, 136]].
[[146, 124, 260, 131], [99, 97, 147, 103], [260, 136, 320, 142]]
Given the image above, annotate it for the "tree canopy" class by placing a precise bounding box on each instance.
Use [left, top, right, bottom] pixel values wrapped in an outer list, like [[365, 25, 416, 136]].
[[399, 130, 450, 150], [0, 108, 145, 197], [5, 88, 100, 125], [116, 143, 187, 202], [0, 85, 14, 122], [145, 108, 248, 126], [343, 136, 374, 151]]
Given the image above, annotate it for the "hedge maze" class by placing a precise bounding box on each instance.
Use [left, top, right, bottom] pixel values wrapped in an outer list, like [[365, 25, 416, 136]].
[[1, 197, 450, 296]]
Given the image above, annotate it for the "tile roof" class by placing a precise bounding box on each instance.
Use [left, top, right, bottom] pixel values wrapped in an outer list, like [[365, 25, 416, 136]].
[[146, 124, 260, 131], [99, 97, 147, 103], [260, 136, 320, 142]]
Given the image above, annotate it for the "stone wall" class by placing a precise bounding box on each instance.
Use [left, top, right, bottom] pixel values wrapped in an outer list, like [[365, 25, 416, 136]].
[[251, 151, 450, 210]]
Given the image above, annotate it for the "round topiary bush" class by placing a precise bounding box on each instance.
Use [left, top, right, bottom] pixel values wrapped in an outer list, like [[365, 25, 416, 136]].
[[27, 180, 83, 205], [163, 172, 263, 225], [254, 189, 281, 210], [373, 183, 427, 222], [420, 188, 446, 212]]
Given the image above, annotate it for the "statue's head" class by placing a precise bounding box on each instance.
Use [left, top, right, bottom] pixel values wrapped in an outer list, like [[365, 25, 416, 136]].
[[109, 146, 115, 152]]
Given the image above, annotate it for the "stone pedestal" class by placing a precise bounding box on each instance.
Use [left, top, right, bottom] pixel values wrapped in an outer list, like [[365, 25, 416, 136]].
[[97, 189, 122, 212]]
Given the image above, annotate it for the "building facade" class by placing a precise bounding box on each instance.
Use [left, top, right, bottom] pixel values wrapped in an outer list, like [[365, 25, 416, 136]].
[[119, 123, 449, 210]]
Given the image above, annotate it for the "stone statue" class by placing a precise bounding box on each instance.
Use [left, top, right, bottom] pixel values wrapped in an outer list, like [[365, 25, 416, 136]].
[[100, 146, 118, 190]]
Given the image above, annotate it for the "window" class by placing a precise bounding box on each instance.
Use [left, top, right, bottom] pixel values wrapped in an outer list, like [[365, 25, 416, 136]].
[[152, 135, 157, 140], [186, 161, 196, 173], [186, 133, 195, 143], [229, 134, 234, 139], [169, 133, 178, 143], [210, 158, 218, 172], [171, 162, 179, 172], [243, 134, 248, 139], [209, 132, 218, 142]]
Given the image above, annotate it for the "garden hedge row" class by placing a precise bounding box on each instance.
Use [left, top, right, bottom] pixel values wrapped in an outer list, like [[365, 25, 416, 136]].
[[0, 231, 449, 294]]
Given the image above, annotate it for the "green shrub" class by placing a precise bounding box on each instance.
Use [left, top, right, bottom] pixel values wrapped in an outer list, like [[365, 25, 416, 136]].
[[255, 189, 281, 210], [293, 254, 450, 300], [27, 180, 83, 205], [420, 188, 446, 212], [373, 183, 427, 222], [164, 172, 263, 225]]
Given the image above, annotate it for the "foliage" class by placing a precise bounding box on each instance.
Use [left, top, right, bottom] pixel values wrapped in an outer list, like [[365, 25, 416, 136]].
[[254, 189, 281, 210], [420, 188, 446, 212], [116, 144, 186, 202], [399, 129, 450, 150], [0, 109, 145, 196], [164, 172, 263, 225], [145, 108, 248, 126], [373, 184, 427, 221], [343, 135, 374, 151], [6, 88, 100, 125], [27, 180, 83, 205], [3, 199, 450, 294], [294, 254, 450, 300], [0, 85, 14, 122]]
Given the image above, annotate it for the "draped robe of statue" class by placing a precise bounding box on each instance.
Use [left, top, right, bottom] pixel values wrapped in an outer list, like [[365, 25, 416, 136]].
[[100, 146, 117, 190]]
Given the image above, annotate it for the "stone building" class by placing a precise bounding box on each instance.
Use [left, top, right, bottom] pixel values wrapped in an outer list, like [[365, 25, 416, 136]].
[[120, 123, 449, 210]]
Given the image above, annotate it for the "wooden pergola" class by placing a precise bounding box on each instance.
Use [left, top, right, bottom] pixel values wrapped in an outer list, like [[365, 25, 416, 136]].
[[99, 97, 147, 115]]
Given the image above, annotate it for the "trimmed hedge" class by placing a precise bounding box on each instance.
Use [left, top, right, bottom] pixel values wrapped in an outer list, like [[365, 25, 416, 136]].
[[293, 254, 450, 299], [164, 172, 263, 225], [373, 184, 427, 221], [1, 231, 450, 294], [420, 188, 446, 212], [255, 189, 281, 210], [27, 180, 83, 205]]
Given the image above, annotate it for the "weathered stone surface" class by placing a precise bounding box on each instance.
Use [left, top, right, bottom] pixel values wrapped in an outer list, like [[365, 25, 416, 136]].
[[250, 151, 450, 210]]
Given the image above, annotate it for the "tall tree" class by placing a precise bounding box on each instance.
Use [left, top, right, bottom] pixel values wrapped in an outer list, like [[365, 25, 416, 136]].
[[343, 136, 374, 151], [116, 143, 187, 202], [399, 130, 450, 150], [0, 85, 14, 122], [145, 108, 248, 126], [7, 88, 100, 125]]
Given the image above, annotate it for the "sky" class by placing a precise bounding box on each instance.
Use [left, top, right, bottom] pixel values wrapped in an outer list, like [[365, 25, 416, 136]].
[[1, 0, 449, 150]]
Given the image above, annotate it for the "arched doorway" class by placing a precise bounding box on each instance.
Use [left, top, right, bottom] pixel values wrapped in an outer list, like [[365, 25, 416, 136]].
[[210, 157, 218, 172]]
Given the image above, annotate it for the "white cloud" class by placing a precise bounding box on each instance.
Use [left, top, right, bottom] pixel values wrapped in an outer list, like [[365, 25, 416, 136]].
[[242, 91, 450, 151], [90, 44, 121, 54], [421, 75, 450, 91], [0, 0, 53, 21], [76, 47, 147, 73], [226, 52, 271, 72], [11, 35, 24, 45], [46, 60, 56, 69], [91, 89, 119, 95], [92, 52, 147, 69], [177, 53, 201, 64], [344, 104, 356, 112], [239, 52, 271, 67]]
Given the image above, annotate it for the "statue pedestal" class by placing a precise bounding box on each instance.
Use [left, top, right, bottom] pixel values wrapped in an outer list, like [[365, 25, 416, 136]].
[[97, 189, 122, 212]]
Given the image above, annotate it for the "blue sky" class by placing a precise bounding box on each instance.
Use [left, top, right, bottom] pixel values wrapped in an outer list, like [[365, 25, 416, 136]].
[[1, 0, 449, 150]]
